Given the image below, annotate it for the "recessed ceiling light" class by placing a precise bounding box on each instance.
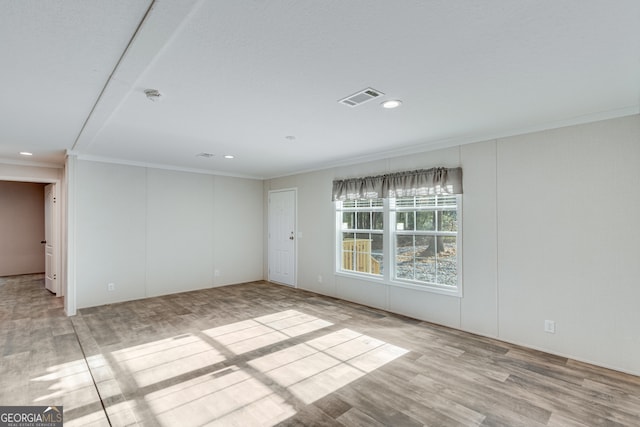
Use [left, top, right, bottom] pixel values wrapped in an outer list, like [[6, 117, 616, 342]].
[[19, 151, 33, 156], [224, 155, 235, 159], [381, 99, 402, 109]]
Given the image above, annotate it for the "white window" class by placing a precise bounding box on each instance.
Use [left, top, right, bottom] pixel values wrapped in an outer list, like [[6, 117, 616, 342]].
[[392, 195, 460, 289], [336, 195, 462, 295]]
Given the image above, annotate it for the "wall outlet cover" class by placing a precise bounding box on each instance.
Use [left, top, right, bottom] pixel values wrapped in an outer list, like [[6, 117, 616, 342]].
[[544, 320, 556, 333]]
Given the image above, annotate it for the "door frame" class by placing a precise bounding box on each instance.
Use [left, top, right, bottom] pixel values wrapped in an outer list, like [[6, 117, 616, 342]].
[[0, 176, 62, 298], [268, 188, 297, 287]]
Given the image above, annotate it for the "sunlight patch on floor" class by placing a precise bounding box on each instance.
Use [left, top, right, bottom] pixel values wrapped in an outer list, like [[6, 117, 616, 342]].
[[31, 359, 97, 403], [30, 358, 110, 425], [94, 310, 406, 426], [111, 334, 226, 387], [145, 365, 295, 426], [203, 309, 332, 355], [250, 328, 408, 405]]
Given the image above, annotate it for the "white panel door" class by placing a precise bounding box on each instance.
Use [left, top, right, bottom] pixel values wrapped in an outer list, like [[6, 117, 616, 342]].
[[268, 189, 296, 287], [44, 184, 57, 293]]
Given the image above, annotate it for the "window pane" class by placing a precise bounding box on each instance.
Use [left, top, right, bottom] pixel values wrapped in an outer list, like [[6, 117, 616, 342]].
[[415, 256, 436, 283], [396, 197, 415, 208], [370, 198, 383, 208], [371, 233, 383, 252], [416, 211, 435, 231], [440, 235, 456, 255], [397, 212, 414, 231], [416, 235, 436, 283], [436, 195, 457, 207], [415, 196, 436, 208], [354, 199, 383, 208], [356, 211, 370, 229], [415, 235, 432, 255], [440, 210, 457, 232], [436, 236, 457, 286], [348, 233, 379, 275], [396, 235, 414, 280], [341, 233, 356, 272], [437, 259, 457, 286], [371, 234, 383, 274], [342, 212, 355, 229], [372, 211, 384, 230]]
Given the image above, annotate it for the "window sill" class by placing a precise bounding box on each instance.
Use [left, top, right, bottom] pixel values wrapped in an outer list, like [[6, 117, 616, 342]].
[[335, 270, 385, 283], [389, 279, 461, 297], [335, 270, 462, 298]]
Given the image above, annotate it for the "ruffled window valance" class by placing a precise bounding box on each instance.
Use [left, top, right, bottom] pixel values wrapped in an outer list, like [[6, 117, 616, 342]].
[[332, 167, 463, 201]]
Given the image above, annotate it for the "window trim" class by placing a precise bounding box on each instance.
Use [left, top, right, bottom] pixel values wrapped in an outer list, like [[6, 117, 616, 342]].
[[335, 195, 463, 298], [335, 199, 385, 278]]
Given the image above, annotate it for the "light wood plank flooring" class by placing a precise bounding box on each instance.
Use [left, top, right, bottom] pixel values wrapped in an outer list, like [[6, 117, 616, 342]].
[[1, 274, 639, 426]]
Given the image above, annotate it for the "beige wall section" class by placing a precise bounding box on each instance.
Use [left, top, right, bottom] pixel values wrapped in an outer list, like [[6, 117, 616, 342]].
[[213, 175, 264, 286], [459, 139, 498, 337], [74, 160, 264, 309], [0, 181, 46, 276], [146, 168, 215, 297], [264, 114, 640, 376], [75, 161, 148, 307], [496, 115, 640, 376]]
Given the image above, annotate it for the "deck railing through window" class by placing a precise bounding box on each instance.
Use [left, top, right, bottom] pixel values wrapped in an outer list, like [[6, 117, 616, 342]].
[[342, 238, 380, 274]]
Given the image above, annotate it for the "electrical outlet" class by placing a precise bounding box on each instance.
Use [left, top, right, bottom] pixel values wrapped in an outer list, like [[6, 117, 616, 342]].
[[544, 320, 556, 334], [317, 275, 323, 283], [214, 269, 221, 277], [107, 283, 115, 292]]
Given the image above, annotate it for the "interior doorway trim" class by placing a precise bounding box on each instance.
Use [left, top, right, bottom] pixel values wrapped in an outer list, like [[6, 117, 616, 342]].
[[0, 175, 63, 302]]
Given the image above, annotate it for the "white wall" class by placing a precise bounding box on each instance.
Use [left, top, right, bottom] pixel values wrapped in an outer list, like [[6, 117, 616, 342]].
[[496, 117, 640, 375], [213, 175, 264, 286], [146, 169, 214, 297], [74, 160, 263, 308], [264, 114, 640, 376]]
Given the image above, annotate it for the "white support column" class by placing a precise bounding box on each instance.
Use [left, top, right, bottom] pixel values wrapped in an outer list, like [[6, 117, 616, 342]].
[[64, 153, 78, 316]]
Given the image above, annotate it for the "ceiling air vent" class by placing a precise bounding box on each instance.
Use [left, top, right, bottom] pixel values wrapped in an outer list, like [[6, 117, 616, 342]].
[[196, 152, 215, 158], [338, 87, 385, 107]]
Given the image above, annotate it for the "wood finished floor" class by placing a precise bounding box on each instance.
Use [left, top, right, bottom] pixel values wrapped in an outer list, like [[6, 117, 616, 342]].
[[1, 274, 639, 426]]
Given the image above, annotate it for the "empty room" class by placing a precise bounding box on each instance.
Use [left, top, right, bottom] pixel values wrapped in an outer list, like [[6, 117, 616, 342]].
[[1, 1, 639, 426]]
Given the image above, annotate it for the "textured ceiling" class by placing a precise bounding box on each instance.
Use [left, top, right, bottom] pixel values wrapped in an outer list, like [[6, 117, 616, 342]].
[[1, 0, 639, 178]]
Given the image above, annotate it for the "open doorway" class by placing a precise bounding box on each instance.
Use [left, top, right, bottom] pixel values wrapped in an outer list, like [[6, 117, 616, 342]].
[[0, 180, 61, 296]]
